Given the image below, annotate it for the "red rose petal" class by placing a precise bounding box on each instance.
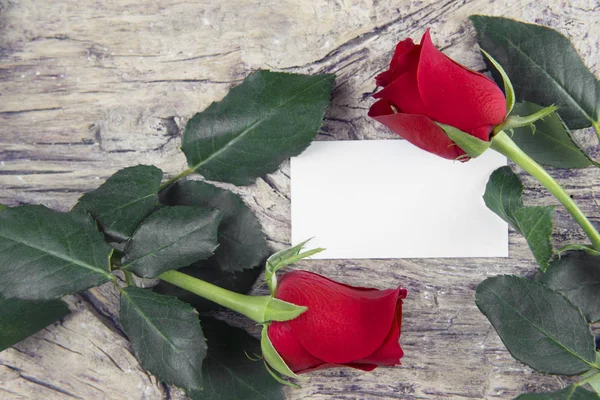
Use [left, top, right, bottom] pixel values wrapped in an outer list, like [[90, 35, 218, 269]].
[[416, 30, 506, 138], [368, 100, 464, 160], [354, 300, 404, 366], [268, 321, 325, 372], [375, 38, 416, 87], [275, 271, 402, 364], [373, 47, 427, 116], [368, 97, 396, 117]]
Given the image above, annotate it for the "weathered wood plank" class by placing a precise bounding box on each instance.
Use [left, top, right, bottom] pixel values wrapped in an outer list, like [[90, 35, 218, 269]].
[[0, 296, 165, 399], [1, 0, 599, 398]]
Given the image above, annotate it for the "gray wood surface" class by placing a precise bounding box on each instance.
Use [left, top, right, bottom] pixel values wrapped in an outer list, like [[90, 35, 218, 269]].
[[1, 0, 599, 399]]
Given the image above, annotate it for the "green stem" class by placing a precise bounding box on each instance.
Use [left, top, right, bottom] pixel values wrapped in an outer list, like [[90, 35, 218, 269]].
[[491, 131, 600, 251], [159, 168, 194, 192], [124, 270, 134, 287], [158, 270, 270, 323]]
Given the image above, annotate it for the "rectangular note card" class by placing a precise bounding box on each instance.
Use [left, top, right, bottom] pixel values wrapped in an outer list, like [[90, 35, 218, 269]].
[[291, 140, 508, 259]]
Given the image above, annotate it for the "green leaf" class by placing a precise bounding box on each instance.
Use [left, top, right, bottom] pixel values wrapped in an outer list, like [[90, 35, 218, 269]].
[[476, 275, 597, 375], [541, 251, 600, 323], [153, 263, 263, 312], [508, 103, 596, 169], [0, 205, 114, 300], [483, 166, 555, 270], [74, 165, 163, 242], [0, 204, 6, 211], [181, 70, 335, 186], [189, 318, 284, 400], [437, 122, 491, 158], [119, 287, 206, 392], [121, 206, 222, 278], [483, 166, 523, 227], [470, 15, 600, 130], [156, 181, 267, 311], [160, 180, 269, 272], [515, 385, 600, 399], [0, 295, 70, 352], [513, 206, 555, 271]]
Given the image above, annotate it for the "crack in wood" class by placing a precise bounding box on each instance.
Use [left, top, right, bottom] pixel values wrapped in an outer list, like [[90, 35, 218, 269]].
[[0, 107, 63, 115], [80, 292, 126, 337], [122, 78, 242, 84], [0, 170, 73, 175], [0, 386, 26, 398], [0, 362, 84, 400], [74, 378, 105, 394], [261, 175, 290, 201], [158, 49, 241, 63], [36, 336, 85, 356], [88, 341, 125, 373]]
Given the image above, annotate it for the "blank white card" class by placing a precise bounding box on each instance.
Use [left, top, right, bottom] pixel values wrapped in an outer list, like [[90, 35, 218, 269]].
[[291, 140, 508, 259]]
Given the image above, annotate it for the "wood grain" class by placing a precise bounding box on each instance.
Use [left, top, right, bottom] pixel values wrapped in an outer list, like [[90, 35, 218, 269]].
[[1, 0, 599, 398]]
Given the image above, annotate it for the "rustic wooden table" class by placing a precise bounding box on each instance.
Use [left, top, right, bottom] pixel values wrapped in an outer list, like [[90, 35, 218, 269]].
[[1, 0, 599, 399]]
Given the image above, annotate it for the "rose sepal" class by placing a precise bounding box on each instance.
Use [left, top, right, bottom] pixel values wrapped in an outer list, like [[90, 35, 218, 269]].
[[495, 104, 558, 134], [263, 361, 301, 389], [260, 324, 304, 388], [480, 49, 515, 115], [264, 298, 308, 322], [265, 239, 325, 295], [437, 122, 491, 159]]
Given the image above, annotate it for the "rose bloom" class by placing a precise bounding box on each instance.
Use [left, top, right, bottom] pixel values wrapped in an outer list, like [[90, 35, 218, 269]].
[[268, 270, 407, 373], [369, 30, 507, 159]]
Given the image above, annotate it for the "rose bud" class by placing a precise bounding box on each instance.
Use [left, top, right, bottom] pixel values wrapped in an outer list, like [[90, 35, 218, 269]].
[[369, 29, 507, 160], [267, 270, 407, 373]]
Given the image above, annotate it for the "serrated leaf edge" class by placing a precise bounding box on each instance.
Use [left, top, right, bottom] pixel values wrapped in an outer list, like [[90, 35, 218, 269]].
[[120, 288, 205, 392], [121, 207, 222, 275], [183, 71, 335, 184], [476, 275, 598, 374]]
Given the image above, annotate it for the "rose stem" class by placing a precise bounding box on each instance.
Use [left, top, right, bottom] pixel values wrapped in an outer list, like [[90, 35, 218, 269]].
[[158, 270, 271, 323], [159, 148, 228, 191], [491, 130, 600, 250], [123, 270, 134, 286], [158, 168, 194, 191]]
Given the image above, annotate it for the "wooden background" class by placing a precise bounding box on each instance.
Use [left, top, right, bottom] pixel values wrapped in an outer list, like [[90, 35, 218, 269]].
[[1, 0, 599, 398]]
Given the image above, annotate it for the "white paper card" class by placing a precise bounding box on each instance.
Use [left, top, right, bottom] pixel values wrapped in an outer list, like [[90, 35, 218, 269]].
[[291, 140, 508, 259]]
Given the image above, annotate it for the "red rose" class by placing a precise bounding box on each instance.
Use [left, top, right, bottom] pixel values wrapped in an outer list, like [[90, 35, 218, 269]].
[[368, 30, 507, 159], [268, 270, 407, 373]]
